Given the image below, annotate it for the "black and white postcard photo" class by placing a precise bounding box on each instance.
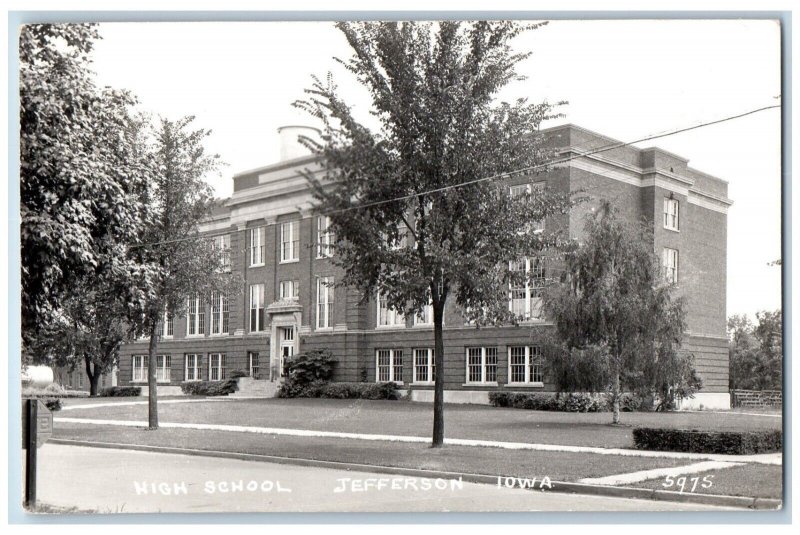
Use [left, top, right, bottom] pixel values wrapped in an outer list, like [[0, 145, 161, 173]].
[[10, 9, 787, 525]]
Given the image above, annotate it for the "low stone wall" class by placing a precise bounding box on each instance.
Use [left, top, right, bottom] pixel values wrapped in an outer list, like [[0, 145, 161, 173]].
[[731, 389, 782, 408], [136, 385, 185, 397]]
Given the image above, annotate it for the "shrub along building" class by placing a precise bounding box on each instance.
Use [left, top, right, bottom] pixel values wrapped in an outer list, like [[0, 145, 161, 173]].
[[117, 124, 732, 409]]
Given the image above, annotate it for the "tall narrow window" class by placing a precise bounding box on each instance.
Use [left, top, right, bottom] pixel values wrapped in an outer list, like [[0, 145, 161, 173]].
[[280, 221, 299, 262], [414, 301, 434, 326], [132, 355, 147, 383], [663, 248, 679, 284], [156, 355, 171, 383], [663, 198, 680, 231], [211, 292, 229, 335], [509, 257, 545, 320], [249, 284, 265, 332], [317, 215, 334, 258], [466, 347, 498, 384], [187, 295, 205, 336], [413, 348, 435, 383], [249, 227, 264, 266], [377, 293, 405, 328], [212, 234, 231, 271], [159, 310, 173, 339], [510, 182, 545, 231], [185, 354, 201, 381], [376, 349, 404, 383], [316, 277, 334, 329], [508, 346, 543, 384], [383, 224, 409, 250], [209, 353, 226, 381], [248, 352, 260, 378]]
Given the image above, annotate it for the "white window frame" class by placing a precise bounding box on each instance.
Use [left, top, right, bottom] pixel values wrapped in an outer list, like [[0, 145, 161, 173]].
[[159, 310, 173, 339], [209, 353, 226, 381], [279, 279, 300, 301], [156, 355, 171, 383], [465, 347, 498, 385], [249, 227, 265, 267], [663, 248, 679, 284], [248, 351, 260, 378], [382, 224, 409, 250], [412, 348, 435, 384], [317, 215, 334, 258], [212, 234, 232, 271], [377, 293, 406, 328], [316, 276, 334, 330], [508, 257, 545, 320], [280, 221, 300, 263], [249, 284, 265, 333], [376, 349, 404, 383], [185, 354, 202, 381], [413, 299, 434, 327], [210, 292, 229, 336], [186, 295, 205, 337], [507, 346, 544, 385], [510, 181, 545, 232], [132, 355, 147, 383], [663, 198, 680, 231]]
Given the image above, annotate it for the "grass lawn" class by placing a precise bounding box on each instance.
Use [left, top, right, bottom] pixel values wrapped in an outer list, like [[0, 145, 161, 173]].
[[624, 463, 783, 500], [58, 397, 782, 449], [52, 421, 691, 482]]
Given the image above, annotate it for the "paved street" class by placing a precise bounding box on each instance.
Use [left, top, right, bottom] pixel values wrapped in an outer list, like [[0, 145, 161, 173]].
[[30, 444, 733, 513]]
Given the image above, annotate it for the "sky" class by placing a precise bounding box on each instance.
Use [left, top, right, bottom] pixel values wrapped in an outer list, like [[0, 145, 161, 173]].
[[88, 20, 782, 319]]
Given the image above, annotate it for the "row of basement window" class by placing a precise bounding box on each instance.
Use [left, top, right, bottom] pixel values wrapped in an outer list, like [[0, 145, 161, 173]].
[[374, 345, 544, 385], [131, 346, 544, 386]]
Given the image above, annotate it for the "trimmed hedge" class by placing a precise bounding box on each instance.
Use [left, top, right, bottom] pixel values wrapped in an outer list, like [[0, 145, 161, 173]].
[[633, 427, 783, 455], [180, 379, 238, 396], [228, 370, 248, 379], [488, 391, 642, 413], [99, 386, 142, 397], [277, 381, 400, 400]]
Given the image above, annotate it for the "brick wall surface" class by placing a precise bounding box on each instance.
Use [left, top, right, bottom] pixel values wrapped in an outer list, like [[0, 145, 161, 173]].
[[117, 124, 731, 397]]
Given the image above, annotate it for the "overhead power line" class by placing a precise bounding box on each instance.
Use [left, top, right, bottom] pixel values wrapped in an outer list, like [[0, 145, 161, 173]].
[[323, 103, 780, 216], [129, 103, 780, 249]]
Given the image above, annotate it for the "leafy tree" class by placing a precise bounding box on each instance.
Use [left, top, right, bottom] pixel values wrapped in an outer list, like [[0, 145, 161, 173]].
[[543, 202, 698, 423], [129, 117, 240, 429], [20, 24, 151, 349], [26, 271, 135, 396], [295, 21, 573, 446], [728, 314, 759, 390], [729, 310, 782, 390]]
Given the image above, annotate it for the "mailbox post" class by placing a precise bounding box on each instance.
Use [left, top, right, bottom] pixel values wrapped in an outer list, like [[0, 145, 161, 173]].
[[22, 399, 52, 508]]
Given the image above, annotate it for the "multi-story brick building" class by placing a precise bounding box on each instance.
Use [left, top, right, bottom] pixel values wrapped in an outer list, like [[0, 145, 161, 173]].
[[118, 124, 732, 409]]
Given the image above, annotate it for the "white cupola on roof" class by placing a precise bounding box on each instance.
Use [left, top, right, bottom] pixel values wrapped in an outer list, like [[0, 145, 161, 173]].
[[277, 125, 321, 161]]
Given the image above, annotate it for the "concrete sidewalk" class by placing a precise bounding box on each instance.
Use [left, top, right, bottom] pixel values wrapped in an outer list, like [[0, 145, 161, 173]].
[[55, 415, 783, 466], [29, 444, 735, 513]]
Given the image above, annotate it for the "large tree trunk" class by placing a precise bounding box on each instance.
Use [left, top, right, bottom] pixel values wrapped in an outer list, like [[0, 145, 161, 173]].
[[84, 356, 99, 397], [612, 362, 621, 424], [147, 321, 159, 429], [431, 298, 446, 448]]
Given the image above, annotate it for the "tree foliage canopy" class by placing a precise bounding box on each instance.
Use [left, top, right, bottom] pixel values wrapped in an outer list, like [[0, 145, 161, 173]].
[[295, 21, 573, 323], [20, 24, 153, 345], [544, 202, 700, 416], [295, 21, 574, 445], [729, 310, 782, 390]]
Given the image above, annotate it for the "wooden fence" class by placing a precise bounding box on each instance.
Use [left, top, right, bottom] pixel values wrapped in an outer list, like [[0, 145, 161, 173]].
[[730, 389, 782, 408]]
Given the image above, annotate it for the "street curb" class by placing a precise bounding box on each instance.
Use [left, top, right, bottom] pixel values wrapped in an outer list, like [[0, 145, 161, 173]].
[[48, 438, 782, 510]]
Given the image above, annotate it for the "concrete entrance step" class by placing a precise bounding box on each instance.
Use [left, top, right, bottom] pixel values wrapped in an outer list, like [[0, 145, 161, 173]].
[[230, 377, 280, 398]]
